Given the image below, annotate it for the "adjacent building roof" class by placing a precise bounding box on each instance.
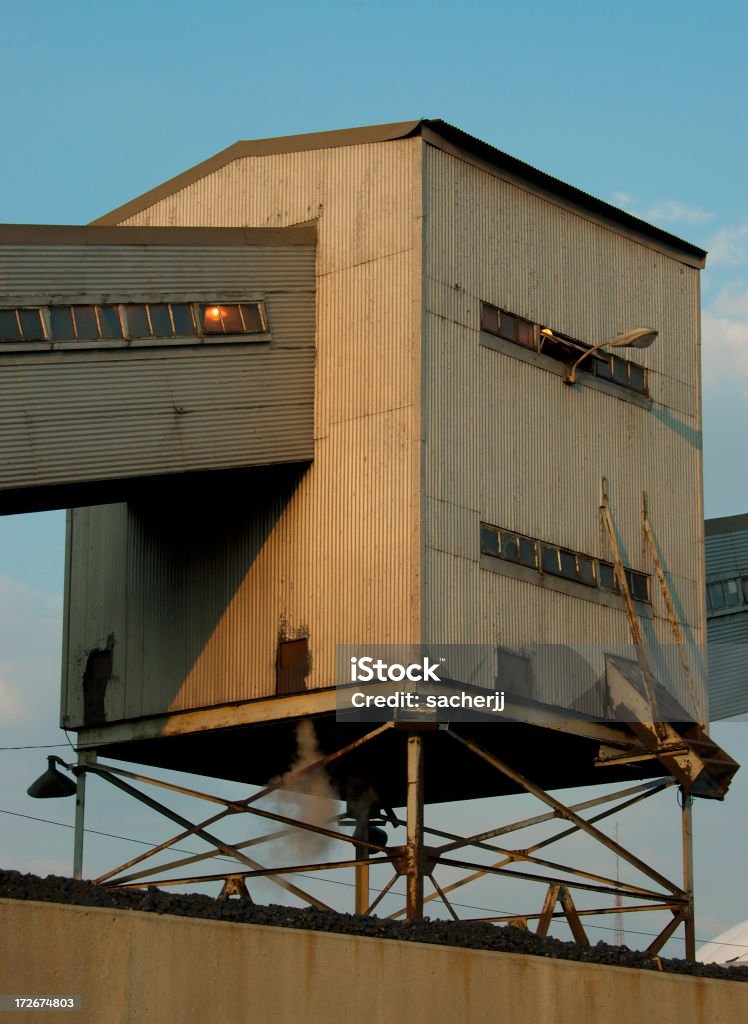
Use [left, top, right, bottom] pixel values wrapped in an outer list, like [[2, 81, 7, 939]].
[[90, 119, 707, 268], [706, 513, 748, 538]]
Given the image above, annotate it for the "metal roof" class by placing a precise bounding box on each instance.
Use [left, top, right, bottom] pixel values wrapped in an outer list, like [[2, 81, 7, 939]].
[[89, 118, 707, 267], [706, 513, 748, 537]]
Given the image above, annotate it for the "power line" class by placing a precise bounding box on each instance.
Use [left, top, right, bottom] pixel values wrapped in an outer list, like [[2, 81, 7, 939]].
[[2, 806, 745, 954], [0, 744, 69, 751], [0, 731, 85, 754]]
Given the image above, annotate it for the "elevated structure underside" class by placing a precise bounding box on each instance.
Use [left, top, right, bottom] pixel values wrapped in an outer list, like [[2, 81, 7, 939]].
[[95, 715, 669, 805], [82, 689, 737, 808]]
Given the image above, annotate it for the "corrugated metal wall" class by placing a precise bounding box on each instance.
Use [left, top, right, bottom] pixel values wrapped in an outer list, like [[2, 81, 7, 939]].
[[1, 242, 315, 495], [422, 144, 707, 714], [706, 523, 748, 579], [0, 241, 314, 302], [64, 134, 708, 731], [706, 521, 748, 719], [63, 141, 423, 726], [707, 615, 748, 720]]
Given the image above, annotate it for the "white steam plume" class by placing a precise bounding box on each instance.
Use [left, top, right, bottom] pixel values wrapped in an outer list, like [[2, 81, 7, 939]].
[[267, 719, 341, 862]]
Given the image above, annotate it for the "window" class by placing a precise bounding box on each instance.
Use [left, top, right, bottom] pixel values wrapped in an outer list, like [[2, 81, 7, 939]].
[[480, 302, 648, 395], [125, 303, 197, 339], [724, 579, 741, 607], [49, 305, 124, 341], [598, 562, 616, 592], [200, 303, 266, 335], [626, 568, 650, 603], [480, 522, 651, 603], [706, 575, 748, 614], [0, 300, 268, 346], [0, 308, 44, 341]]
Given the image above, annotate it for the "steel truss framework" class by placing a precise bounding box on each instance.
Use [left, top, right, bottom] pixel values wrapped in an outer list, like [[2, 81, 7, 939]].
[[67, 721, 697, 960]]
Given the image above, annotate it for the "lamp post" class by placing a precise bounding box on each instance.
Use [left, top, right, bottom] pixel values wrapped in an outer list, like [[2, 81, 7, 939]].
[[540, 327, 658, 385]]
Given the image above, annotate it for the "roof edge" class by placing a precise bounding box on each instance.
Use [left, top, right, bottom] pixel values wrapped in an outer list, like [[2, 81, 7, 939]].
[[0, 224, 317, 247], [705, 513, 748, 537], [89, 118, 707, 267], [420, 120, 706, 268], [91, 122, 423, 227]]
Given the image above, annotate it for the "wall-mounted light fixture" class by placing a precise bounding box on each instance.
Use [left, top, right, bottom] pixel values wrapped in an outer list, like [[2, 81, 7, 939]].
[[540, 327, 658, 385]]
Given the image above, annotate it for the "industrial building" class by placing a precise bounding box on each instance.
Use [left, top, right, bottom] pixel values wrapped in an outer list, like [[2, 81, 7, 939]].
[[2, 120, 738, 950]]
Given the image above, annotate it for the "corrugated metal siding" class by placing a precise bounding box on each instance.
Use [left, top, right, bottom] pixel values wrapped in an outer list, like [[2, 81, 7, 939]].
[[706, 526, 748, 579], [0, 244, 315, 494], [0, 243, 315, 303], [422, 144, 706, 716], [62, 504, 130, 727], [705, 524, 748, 719], [2, 346, 314, 488], [707, 613, 748, 720], [64, 140, 423, 725]]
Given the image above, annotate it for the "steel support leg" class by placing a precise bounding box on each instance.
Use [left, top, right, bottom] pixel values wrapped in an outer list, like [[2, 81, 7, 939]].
[[406, 733, 425, 920], [73, 752, 95, 880], [682, 791, 696, 960], [354, 816, 370, 916]]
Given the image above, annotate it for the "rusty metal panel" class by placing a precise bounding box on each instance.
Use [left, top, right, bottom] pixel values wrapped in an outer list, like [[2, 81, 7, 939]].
[[63, 139, 423, 728], [422, 143, 706, 713]]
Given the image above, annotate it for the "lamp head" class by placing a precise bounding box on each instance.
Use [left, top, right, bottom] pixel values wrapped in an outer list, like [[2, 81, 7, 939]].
[[602, 327, 658, 349], [541, 326, 658, 350], [27, 756, 77, 799]]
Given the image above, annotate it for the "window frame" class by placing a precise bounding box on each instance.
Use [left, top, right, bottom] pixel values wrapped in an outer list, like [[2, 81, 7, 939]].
[[480, 301, 649, 397], [480, 522, 651, 604], [0, 298, 271, 352], [706, 575, 748, 616]]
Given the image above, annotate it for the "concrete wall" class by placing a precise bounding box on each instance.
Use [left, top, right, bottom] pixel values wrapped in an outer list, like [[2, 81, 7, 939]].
[[1, 900, 745, 1024]]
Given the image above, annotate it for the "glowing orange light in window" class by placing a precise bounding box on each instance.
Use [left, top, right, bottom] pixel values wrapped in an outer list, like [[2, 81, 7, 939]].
[[207, 306, 222, 321]]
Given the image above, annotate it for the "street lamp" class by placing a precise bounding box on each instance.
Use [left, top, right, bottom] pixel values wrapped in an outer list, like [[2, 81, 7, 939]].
[[27, 755, 76, 798], [540, 327, 658, 385]]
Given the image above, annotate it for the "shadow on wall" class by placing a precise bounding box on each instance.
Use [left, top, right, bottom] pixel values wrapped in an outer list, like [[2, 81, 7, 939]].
[[78, 461, 310, 728]]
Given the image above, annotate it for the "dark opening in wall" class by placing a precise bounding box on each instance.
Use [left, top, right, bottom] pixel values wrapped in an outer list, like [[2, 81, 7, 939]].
[[82, 643, 114, 726], [276, 638, 310, 695]]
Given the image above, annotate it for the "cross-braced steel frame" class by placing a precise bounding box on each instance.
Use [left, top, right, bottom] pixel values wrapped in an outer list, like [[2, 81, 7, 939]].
[[67, 720, 697, 959]]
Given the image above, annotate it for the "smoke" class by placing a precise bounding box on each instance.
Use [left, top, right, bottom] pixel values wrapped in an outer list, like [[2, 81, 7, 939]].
[[267, 719, 341, 862]]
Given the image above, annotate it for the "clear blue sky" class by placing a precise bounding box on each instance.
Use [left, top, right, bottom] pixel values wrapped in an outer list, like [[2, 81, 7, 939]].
[[1, 0, 747, 956]]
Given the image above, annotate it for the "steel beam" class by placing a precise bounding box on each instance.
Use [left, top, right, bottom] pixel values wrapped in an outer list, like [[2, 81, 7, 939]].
[[406, 733, 425, 921], [682, 791, 696, 959]]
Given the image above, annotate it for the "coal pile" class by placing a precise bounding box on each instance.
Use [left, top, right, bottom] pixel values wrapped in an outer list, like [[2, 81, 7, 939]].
[[2, 869, 746, 982]]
